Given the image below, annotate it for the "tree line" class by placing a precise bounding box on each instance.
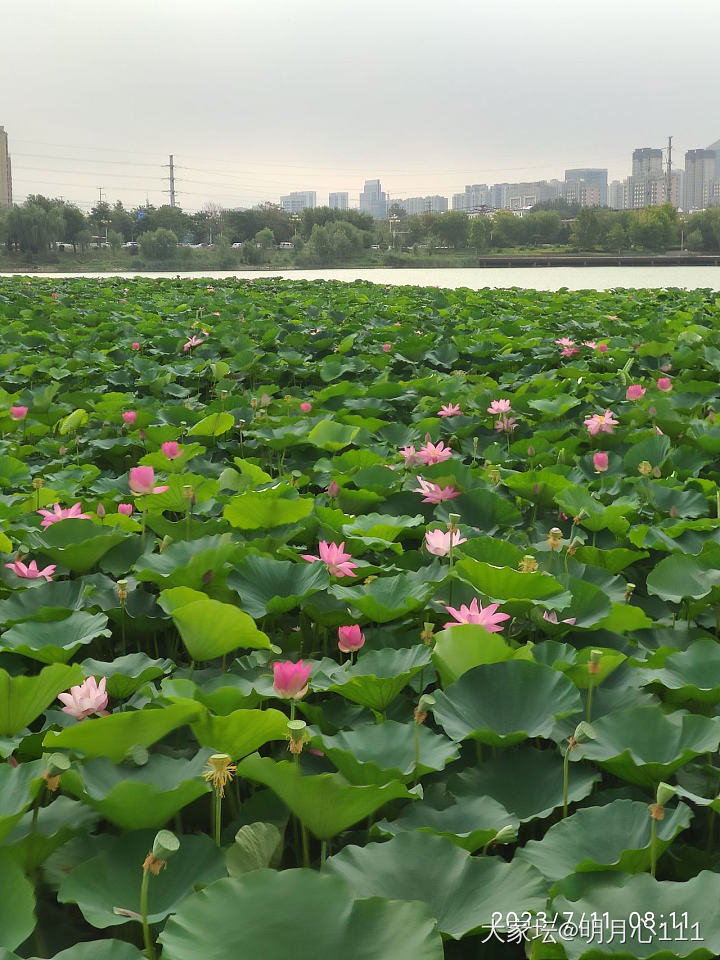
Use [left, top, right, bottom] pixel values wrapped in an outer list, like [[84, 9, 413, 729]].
[[2, 195, 720, 265]]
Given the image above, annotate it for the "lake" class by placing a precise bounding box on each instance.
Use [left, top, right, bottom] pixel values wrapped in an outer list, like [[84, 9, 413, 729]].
[[3, 266, 720, 290]]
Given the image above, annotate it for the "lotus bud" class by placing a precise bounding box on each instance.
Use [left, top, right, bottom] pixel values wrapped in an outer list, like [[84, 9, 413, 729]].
[[547, 527, 564, 550], [527, 444, 535, 458], [518, 555, 538, 573], [96, 502, 106, 519], [32, 477, 44, 490], [624, 582, 636, 602], [420, 621, 434, 645], [287, 719, 309, 755], [588, 649, 603, 675], [493, 824, 518, 845]]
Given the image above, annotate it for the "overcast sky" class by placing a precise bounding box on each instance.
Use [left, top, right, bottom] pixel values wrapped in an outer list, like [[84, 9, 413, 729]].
[[2, 0, 719, 211]]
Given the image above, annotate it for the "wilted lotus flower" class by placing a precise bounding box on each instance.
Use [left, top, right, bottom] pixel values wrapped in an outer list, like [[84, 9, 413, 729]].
[[129, 466, 169, 495], [273, 660, 311, 700], [57, 676, 109, 720], [338, 625, 365, 653]]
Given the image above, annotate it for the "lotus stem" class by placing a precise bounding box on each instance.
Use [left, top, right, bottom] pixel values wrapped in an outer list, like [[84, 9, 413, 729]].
[[562, 746, 570, 818], [320, 839, 327, 869], [213, 786, 222, 847], [414, 721, 420, 786], [301, 823, 310, 867], [140, 867, 155, 960], [586, 683, 594, 724], [650, 817, 657, 877]]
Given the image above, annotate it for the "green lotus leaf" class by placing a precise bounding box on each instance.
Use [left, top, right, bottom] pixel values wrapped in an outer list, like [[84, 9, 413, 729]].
[[313, 719, 460, 785], [375, 792, 518, 852], [133, 534, 236, 590], [0, 850, 36, 950], [434, 661, 582, 747], [4, 795, 99, 872], [159, 870, 442, 960], [448, 745, 599, 823], [43, 701, 203, 762], [26, 520, 128, 573], [646, 551, 720, 603], [432, 623, 516, 687], [307, 419, 361, 451], [60, 751, 211, 830], [593, 603, 653, 632], [322, 645, 432, 712], [191, 707, 289, 759], [187, 411, 234, 436], [0, 580, 86, 626], [451, 487, 523, 527], [552, 870, 720, 960], [330, 569, 440, 623], [573, 545, 650, 574], [228, 555, 330, 618], [455, 556, 568, 607], [58, 830, 226, 928], [342, 513, 424, 542], [0, 611, 111, 664], [0, 454, 31, 489], [236, 754, 415, 839], [160, 588, 271, 659], [80, 653, 174, 699], [327, 833, 547, 939], [564, 647, 626, 689], [0, 662, 83, 737], [624, 434, 672, 473], [637, 638, 720, 703], [0, 759, 45, 842], [225, 822, 283, 876], [555, 485, 632, 535], [571, 705, 720, 787], [518, 798, 692, 881], [223, 491, 314, 529], [24, 943, 145, 960]]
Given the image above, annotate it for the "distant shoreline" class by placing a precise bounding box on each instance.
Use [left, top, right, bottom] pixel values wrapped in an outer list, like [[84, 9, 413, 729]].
[[2, 253, 720, 274]]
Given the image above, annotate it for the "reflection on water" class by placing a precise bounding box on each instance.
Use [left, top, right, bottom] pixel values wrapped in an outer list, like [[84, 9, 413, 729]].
[[2, 266, 720, 291]]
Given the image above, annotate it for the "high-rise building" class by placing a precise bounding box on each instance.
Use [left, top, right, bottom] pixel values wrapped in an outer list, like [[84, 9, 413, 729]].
[[328, 192, 349, 210], [453, 184, 490, 211], [608, 180, 625, 210], [359, 179, 387, 220], [564, 168, 608, 206], [632, 148, 663, 179], [393, 195, 448, 216], [684, 149, 717, 211], [280, 191, 317, 213], [0, 126, 11, 207]]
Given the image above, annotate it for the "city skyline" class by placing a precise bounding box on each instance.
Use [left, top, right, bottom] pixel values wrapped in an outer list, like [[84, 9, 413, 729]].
[[2, 0, 719, 210]]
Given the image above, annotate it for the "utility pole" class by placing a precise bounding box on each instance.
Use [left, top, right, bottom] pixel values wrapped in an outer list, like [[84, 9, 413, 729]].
[[163, 155, 178, 207], [97, 187, 105, 204], [666, 135, 673, 207]]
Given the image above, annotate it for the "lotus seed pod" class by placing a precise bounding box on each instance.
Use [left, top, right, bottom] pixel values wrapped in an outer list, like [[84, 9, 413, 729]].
[[45, 753, 71, 777], [656, 782, 675, 806], [152, 830, 180, 861], [572, 721, 596, 744], [494, 824, 518, 845]]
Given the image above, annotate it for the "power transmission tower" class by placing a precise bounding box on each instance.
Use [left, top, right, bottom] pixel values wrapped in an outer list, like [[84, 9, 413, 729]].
[[163, 155, 179, 207], [666, 135, 673, 207], [97, 187, 105, 204]]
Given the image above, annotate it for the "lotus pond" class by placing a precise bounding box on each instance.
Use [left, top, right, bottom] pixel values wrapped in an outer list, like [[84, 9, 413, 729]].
[[2, 276, 720, 959]]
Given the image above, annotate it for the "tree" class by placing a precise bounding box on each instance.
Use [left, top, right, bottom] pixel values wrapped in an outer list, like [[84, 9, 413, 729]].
[[138, 228, 179, 262], [525, 211, 562, 245], [327, 220, 364, 260], [490, 211, 525, 248], [108, 229, 123, 253], [434, 211, 470, 249], [570, 209, 603, 250], [469, 217, 488, 252], [307, 224, 333, 264], [255, 227, 275, 249], [603, 223, 627, 253], [63, 205, 87, 252]]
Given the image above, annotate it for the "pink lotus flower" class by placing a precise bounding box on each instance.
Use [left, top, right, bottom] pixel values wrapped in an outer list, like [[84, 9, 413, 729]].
[[495, 416, 517, 434], [582, 341, 597, 349], [443, 597, 510, 633], [37, 502, 90, 528], [338, 625, 365, 653], [131, 342, 140, 351], [5, 559, 56, 582], [300, 402, 313, 413], [414, 476, 460, 504], [10, 406, 28, 421], [543, 610, 577, 625], [273, 660, 311, 699], [183, 335, 204, 352], [399, 445, 422, 468], [128, 466, 169, 495], [161, 441, 182, 460], [488, 399, 511, 415], [593, 452, 609, 473], [117, 503, 133, 516], [425, 529, 467, 557], [626, 385, 646, 401], [555, 338, 579, 358], [657, 377, 673, 392], [122, 411, 137, 425], [57, 676, 109, 720], [438, 403, 462, 418], [301, 541, 358, 578], [584, 410, 618, 436], [417, 440, 452, 465], [382, 343, 392, 352], [597, 344, 608, 353]]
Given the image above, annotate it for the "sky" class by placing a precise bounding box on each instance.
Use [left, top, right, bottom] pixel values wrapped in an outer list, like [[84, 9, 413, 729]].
[[2, 0, 719, 212]]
